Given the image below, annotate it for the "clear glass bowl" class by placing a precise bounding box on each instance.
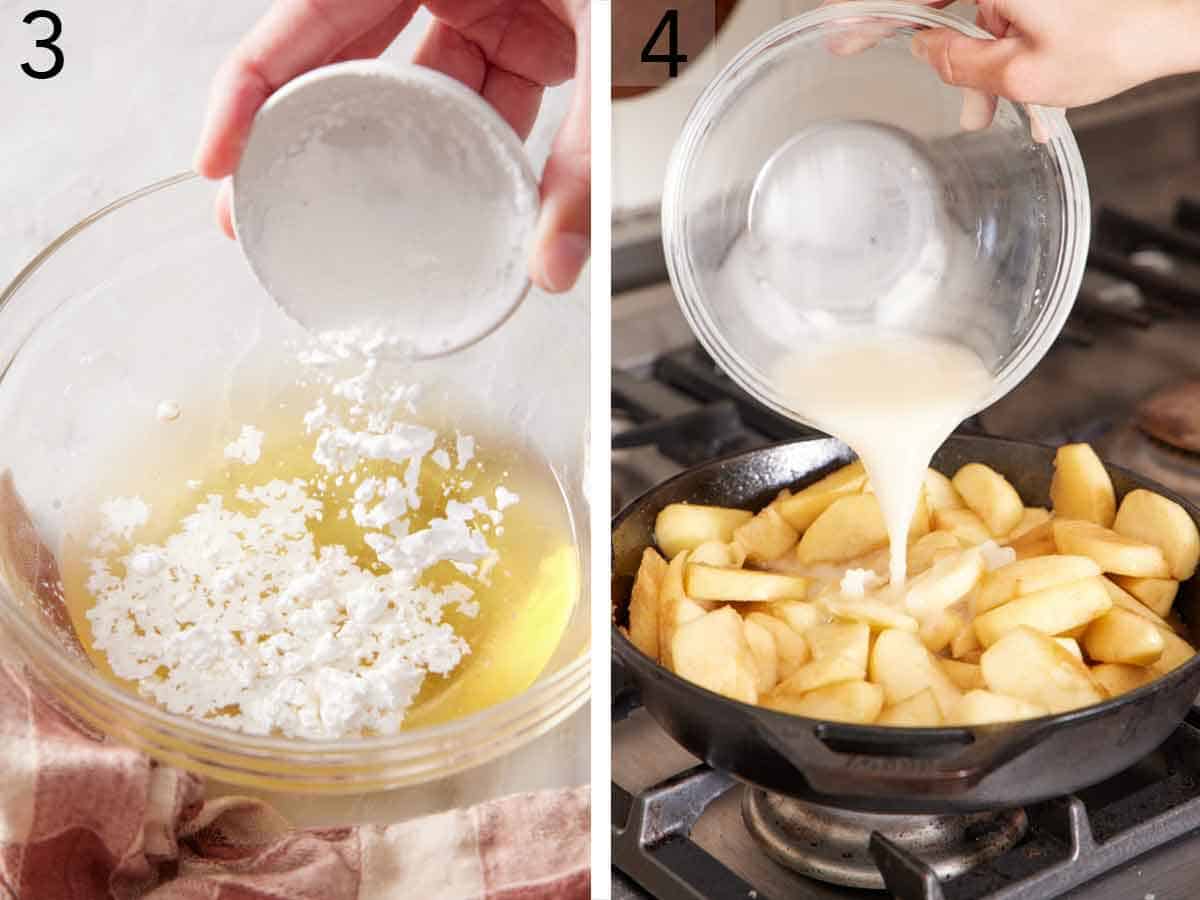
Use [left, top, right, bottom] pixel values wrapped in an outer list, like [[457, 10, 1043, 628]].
[[663, 1, 1090, 424], [0, 173, 589, 793]]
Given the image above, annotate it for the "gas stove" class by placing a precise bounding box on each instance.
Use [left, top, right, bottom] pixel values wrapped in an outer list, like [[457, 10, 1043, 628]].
[[612, 77, 1200, 899], [613, 699, 1200, 899]]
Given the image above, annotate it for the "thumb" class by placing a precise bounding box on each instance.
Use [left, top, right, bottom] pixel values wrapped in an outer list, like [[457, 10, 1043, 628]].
[[912, 27, 1025, 98], [529, 3, 590, 294]]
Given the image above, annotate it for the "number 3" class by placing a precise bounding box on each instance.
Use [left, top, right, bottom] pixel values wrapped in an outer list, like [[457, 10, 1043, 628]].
[[22, 9, 64, 80]]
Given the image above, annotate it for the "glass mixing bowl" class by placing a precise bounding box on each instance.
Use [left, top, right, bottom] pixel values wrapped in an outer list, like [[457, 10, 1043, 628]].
[[0, 173, 589, 793], [663, 1, 1090, 424]]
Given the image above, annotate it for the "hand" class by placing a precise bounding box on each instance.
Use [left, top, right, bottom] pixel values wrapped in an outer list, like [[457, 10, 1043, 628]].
[[194, 0, 590, 294], [912, 0, 1200, 109]]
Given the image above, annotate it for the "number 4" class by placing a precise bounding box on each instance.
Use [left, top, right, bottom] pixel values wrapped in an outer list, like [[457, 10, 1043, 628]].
[[642, 9, 688, 78], [22, 9, 64, 80]]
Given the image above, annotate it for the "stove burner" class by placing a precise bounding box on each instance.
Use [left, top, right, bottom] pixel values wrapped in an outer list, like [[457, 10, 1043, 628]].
[[1138, 381, 1200, 454], [743, 790, 1027, 890]]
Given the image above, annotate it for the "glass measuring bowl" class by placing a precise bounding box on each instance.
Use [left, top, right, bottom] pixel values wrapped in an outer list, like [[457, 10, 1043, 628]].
[[662, 1, 1090, 425], [0, 173, 588, 792]]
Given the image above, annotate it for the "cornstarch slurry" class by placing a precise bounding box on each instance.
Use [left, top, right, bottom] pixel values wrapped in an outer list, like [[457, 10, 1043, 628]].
[[775, 333, 993, 590]]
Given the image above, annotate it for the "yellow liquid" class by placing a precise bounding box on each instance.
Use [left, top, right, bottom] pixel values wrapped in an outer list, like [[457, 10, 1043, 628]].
[[61, 417, 579, 733]]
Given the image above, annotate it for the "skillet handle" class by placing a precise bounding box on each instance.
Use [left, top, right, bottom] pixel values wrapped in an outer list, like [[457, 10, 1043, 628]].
[[755, 716, 1056, 798]]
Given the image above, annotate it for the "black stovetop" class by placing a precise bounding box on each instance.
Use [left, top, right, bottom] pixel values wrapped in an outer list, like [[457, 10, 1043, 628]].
[[611, 197, 1200, 899], [613, 679, 1200, 900]]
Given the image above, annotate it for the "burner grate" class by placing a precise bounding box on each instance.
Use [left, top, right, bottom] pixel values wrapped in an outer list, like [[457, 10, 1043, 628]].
[[613, 770, 757, 900], [613, 705, 1200, 900], [653, 346, 816, 443], [1091, 203, 1200, 310], [612, 366, 766, 467]]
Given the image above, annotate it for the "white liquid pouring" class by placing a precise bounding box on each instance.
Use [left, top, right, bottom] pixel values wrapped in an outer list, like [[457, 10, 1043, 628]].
[[775, 333, 993, 587]]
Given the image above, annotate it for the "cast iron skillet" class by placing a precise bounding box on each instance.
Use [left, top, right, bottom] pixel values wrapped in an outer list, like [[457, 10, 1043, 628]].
[[612, 436, 1200, 814]]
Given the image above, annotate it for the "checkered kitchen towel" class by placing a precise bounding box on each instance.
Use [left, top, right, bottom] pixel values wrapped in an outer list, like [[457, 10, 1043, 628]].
[[0, 663, 590, 900]]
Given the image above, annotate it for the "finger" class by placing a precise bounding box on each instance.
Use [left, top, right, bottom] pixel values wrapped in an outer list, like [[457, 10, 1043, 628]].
[[819, 1, 953, 58], [977, 3, 1012, 39], [950, 11, 999, 133], [194, 0, 419, 179], [414, 21, 545, 139], [482, 68, 545, 140], [1028, 107, 1052, 144], [530, 7, 590, 293], [820, 0, 953, 6], [215, 178, 235, 240], [912, 27, 1026, 97], [425, 0, 575, 86], [825, 19, 900, 57], [330, 2, 418, 63], [413, 19, 487, 92], [975, 7, 1048, 144], [960, 87, 998, 131]]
